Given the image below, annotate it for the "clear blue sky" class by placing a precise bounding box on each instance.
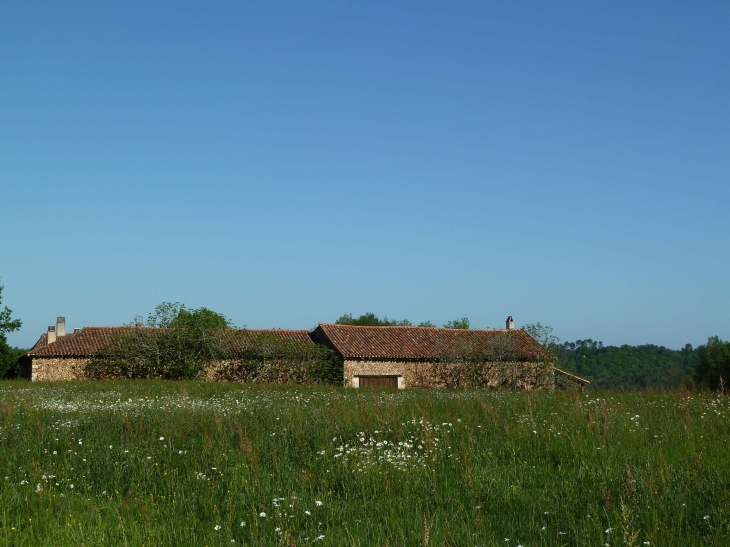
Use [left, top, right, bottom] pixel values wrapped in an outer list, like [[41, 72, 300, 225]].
[[2, 1, 728, 350]]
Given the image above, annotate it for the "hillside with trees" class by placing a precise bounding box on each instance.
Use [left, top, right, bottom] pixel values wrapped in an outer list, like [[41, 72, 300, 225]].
[[552, 339, 699, 390]]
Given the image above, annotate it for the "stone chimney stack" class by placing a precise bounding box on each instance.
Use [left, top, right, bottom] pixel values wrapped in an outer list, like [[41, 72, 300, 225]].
[[56, 316, 66, 338], [506, 316, 514, 330], [47, 326, 57, 344]]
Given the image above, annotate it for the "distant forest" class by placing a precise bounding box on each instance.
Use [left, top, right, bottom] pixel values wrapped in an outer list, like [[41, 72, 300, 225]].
[[553, 340, 699, 390]]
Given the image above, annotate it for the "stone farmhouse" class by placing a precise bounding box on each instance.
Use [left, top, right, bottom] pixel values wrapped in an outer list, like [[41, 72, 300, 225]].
[[20, 316, 589, 389]]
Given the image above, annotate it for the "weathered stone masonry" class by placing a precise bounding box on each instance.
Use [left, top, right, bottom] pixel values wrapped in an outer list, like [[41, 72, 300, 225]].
[[345, 359, 559, 389], [26, 358, 91, 381]]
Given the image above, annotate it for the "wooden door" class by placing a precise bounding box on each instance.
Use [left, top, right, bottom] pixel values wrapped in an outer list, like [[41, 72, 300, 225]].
[[359, 376, 398, 389]]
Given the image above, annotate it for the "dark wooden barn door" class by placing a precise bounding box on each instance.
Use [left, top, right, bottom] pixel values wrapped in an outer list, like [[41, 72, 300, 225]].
[[359, 376, 398, 389]]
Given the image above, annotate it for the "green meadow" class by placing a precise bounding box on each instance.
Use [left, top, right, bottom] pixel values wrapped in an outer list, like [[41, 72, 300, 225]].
[[0, 382, 728, 546]]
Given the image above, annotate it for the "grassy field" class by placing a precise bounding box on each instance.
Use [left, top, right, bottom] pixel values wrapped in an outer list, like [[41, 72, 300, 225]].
[[0, 382, 728, 546]]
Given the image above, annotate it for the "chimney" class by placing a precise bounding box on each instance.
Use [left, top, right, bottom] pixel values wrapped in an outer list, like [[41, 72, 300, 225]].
[[47, 326, 57, 344], [506, 316, 514, 330], [73, 328, 81, 334], [56, 316, 66, 337]]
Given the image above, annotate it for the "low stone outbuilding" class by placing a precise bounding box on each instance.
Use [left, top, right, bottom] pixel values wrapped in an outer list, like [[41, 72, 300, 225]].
[[312, 322, 588, 390], [20, 320, 317, 381], [20, 324, 120, 381]]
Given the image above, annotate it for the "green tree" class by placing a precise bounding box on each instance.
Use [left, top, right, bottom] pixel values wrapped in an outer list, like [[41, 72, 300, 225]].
[[170, 306, 232, 330], [523, 322, 560, 349], [90, 303, 341, 383], [444, 318, 470, 329], [0, 280, 23, 378], [131, 302, 232, 329], [694, 336, 730, 390], [92, 303, 233, 379], [0, 281, 22, 336], [335, 313, 412, 327]]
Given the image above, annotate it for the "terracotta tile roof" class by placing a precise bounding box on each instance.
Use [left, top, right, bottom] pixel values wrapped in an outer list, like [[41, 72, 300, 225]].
[[315, 323, 551, 361], [24, 327, 316, 358], [27, 330, 86, 355], [24, 323, 552, 363], [30, 333, 50, 351], [221, 329, 317, 352]]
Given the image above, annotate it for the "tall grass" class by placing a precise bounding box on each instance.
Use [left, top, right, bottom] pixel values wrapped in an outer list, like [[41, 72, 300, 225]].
[[0, 381, 728, 546]]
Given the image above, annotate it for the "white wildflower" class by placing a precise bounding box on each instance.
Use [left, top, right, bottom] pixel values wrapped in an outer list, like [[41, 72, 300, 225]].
[[315, 500, 323, 506], [214, 524, 221, 531], [259, 512, 266, 517]]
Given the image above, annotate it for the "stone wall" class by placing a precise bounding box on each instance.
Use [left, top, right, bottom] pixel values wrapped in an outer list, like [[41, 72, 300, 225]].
[[345, 359, 558, 390], [29, 358, 91, 381], [26, 356, 581, 390], [26, 357, 338, 384], [202, 359, 337, 384]]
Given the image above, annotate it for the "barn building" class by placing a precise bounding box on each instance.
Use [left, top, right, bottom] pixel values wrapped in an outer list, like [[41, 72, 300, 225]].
[[312, 322, 587, 389], [20, 316, 588, 389]]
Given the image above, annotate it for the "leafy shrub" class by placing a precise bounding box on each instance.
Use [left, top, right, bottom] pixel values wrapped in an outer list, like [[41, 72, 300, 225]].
[[87, 325, 343, 385]]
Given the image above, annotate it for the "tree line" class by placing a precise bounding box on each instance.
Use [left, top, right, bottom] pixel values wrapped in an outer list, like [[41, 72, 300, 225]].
[[523, 322, 730, 390], [336, 312, 470, 330]]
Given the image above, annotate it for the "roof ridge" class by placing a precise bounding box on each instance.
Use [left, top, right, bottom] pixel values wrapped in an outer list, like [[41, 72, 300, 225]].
[[319, 322, 521, 333]]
